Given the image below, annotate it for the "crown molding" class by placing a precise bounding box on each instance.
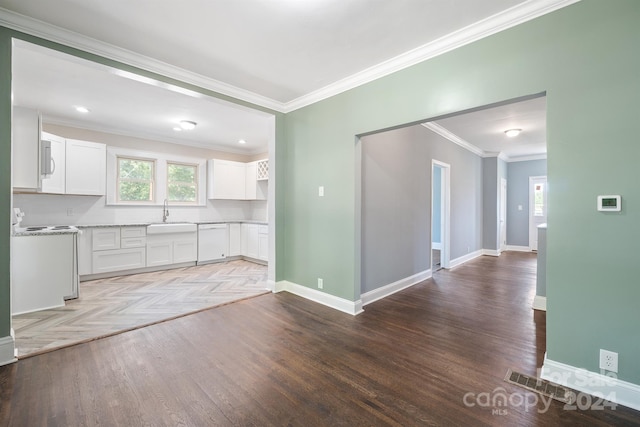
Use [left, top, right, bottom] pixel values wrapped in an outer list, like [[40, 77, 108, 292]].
[[421, 122, 484, 157], [0, 0, 579, 115], [283, 0, 581, 112], [0, 8, 286, 113], [507, 153, 547, 162]]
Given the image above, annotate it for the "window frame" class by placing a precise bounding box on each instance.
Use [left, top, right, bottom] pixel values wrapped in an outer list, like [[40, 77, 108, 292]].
[[166, 161, 199, 205], [116, 155, 156, 204]]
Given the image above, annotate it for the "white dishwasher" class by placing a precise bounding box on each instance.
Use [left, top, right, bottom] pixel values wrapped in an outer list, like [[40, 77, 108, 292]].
[[197, 224, 229, 264]]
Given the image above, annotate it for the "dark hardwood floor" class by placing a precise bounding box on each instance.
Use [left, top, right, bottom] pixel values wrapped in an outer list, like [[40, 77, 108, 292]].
[[1, 252, 639, 426]]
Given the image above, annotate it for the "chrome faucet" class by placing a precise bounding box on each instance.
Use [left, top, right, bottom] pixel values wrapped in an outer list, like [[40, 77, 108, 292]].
[[162, 199, 170, 223]]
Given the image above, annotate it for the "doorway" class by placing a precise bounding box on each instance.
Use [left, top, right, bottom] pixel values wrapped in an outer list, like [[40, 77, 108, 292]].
[[529, 176, 547, 250], [500, 178, 507, 252], [431, 160, 450, 271]]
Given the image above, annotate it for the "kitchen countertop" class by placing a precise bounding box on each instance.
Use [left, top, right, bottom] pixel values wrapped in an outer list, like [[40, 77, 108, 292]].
[[13, 228, 80, 237]]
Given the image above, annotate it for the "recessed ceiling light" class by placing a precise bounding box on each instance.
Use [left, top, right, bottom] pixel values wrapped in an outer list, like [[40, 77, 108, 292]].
[[504, 128, 522, 137], [179, 120, 197, 130], [238, 139, 246, 144], [75, 106, 90, 113]]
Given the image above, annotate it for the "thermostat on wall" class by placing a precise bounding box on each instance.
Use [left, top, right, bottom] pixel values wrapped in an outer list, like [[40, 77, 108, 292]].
[[597, 195, 621, 212]]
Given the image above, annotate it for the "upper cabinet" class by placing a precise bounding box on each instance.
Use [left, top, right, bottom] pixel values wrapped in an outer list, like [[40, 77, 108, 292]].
[[65, 139, 106, 195], [12, 106, 42, 190], [208, 159, 268, 200]]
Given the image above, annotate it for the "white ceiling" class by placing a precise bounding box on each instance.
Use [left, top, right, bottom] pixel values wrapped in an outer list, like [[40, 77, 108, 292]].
[[1, 0, 569, 155]]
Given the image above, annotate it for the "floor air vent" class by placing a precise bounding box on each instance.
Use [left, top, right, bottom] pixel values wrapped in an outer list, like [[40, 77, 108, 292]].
[[504, 369, 574, 404]]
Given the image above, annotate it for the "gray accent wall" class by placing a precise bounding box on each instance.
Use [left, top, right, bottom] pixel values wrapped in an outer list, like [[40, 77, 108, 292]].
[[482, 157, 497, 250], [361, 125, 482, 294], [432, 167, 441, 244], [506, 159, 547, 247]]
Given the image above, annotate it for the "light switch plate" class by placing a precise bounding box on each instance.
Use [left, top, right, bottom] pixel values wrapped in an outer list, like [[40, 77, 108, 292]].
[[319, 186, 324, 197]]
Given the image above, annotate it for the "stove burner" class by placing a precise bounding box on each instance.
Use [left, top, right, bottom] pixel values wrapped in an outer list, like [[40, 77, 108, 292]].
[[52, 226, 71, 230], [26, 226, 48, 231]]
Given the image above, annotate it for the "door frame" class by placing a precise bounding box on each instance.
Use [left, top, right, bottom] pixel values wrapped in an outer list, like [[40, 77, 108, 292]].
[[500, 177, 507, 252], [432, 160, 451, 269], [529, 175, 547, 251]]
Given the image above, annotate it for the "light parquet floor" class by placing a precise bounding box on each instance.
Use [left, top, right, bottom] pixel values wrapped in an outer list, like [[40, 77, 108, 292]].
[[12, 259, 269, 357]]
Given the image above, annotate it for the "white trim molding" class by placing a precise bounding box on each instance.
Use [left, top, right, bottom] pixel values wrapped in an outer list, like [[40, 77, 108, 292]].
[[532, 295, 547, 311], [541, 355, 640, 412], [361, 269, 431, 306], [0, 330, 17, 367], [482, 249, 501, 257], [275, 281, 363, 316], [448, 249, 484, 269], [0, 1, 579, 113], [432, 242, 442, 250], [422, 123, 484, 157], [507, 153, 548, 162], [506, 245, 532, 252]]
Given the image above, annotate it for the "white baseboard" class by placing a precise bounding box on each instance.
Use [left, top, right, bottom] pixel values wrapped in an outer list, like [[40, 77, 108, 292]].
[[361, 269, 431, 306], [506, 245, 532, 252], [448, 250, 484, 268], [541, 355, 640, 412], [482, 249, 501, 257], [275, 280, 363, 315], [0, 330, 17, 367], [432, 242, 442, 250], [532, 295, 547, 311]]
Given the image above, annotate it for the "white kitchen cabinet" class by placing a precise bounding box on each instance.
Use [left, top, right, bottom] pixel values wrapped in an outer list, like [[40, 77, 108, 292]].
[[77, 228, 93, 276], [245, 224, 260, 259], [12, 106, 42, 190], [65, 139, 106, 195], [92, 228, 121, 251], [208, 159, 246, 200], [229, 223, 242, 256], [93, 247, 146, 274], [245, 161, 267, 200], [258, 225, 268, 261], [40, 132, 66, 194], [146, 232, 197, 267], [90, 226, 147, 275]]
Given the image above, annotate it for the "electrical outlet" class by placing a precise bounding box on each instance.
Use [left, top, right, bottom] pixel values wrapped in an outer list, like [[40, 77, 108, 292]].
[[317, 278, 323, 289], [66, 208, 74, 216], [599, 349, 618, 373]]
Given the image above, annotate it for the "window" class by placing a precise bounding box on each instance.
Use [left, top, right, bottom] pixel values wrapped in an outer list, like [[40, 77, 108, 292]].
[[167, 162, 198, 203], [117, 157, 155, 203]]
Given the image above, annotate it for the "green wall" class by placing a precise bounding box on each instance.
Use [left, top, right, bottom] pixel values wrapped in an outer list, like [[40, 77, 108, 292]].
[[283, 0, 640, 383]]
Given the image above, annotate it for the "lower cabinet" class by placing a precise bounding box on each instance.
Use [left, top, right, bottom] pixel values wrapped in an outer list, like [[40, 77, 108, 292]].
[[146, 233, 197, 267], [229, 223, 242, 256], [93, 247, 146, 274], [241, 223, 268, 261]]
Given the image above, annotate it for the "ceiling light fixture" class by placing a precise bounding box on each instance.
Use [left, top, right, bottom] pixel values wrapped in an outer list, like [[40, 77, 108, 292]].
[[173, 127, 182, 132], [75, 106, 90, 113], [504, 128, 522, 137], [238, 139, 246, 144], [179, 120, 197, 130]]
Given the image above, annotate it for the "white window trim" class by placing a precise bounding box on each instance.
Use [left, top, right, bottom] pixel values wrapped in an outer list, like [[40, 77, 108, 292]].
[[166, 160, 199, 205], [106, 146, 206, 206]]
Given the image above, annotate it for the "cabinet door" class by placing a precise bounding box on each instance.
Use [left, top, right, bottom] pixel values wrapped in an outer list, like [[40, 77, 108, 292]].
[[173, 237, 197, 263], [146, 239, 173, 267], [92, 247, 146, 274], [258, 226, 268, 261], [12, 106, 41, 190], [208, 159, 246, 199], [40, 133, 66, 194], [92, 228, 121, 251], [65, 139, 106, 195], [229, 223, 242, 256], [246, 224, 259, 259], [77, 228, 93, 276], [245, 162, 257, 200]]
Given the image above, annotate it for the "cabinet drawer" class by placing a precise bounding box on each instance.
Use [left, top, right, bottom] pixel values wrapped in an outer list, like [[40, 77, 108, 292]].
[[121, 236, 146, 248], [92, 247, 146, 274], [121, 227, 146, 238], [92, 228, 121, 251]]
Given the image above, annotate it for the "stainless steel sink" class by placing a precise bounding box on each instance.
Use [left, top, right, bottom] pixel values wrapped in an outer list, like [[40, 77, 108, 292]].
[[146, 223, 197, 234]]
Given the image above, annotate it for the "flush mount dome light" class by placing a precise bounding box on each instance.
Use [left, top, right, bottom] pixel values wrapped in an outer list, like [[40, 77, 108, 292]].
[[238, 139, 246, 144], [75, 106, 90, 113], [504, 128, 522, 137], [179, 120, 197, 130]]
